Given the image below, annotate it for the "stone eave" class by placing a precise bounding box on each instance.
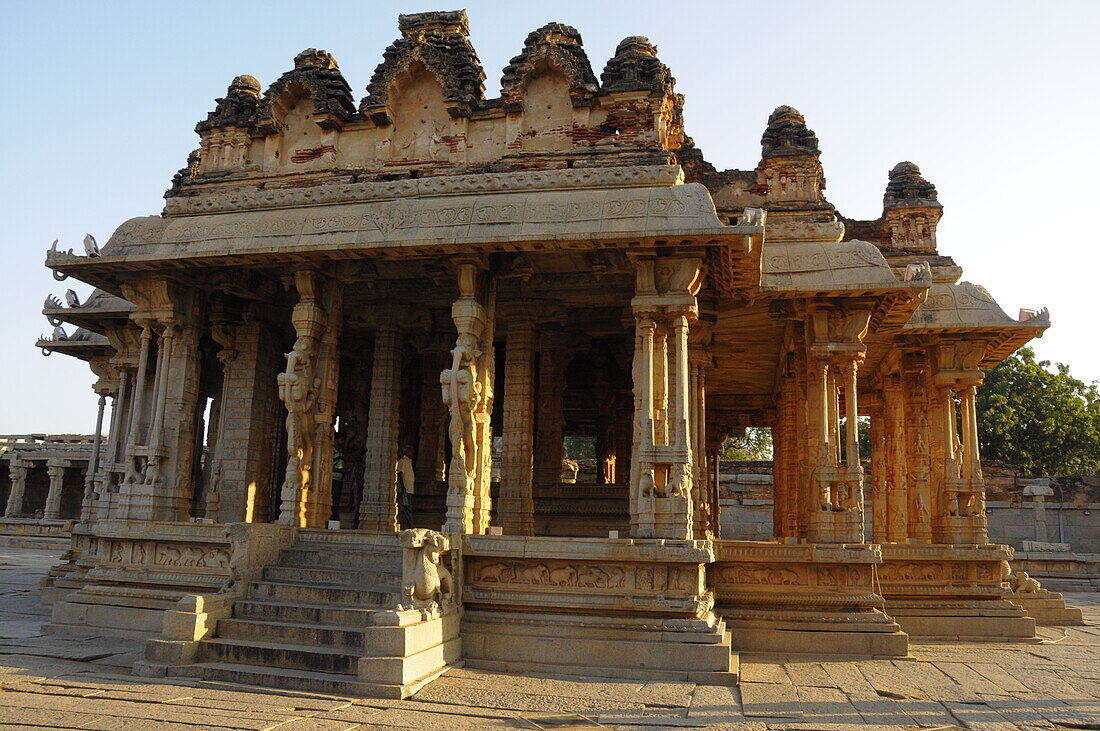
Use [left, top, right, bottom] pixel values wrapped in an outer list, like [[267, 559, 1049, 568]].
[[42, 292, 135, 333], [36, 329, 111, 361], [902, 281, 1049, 366], [46, 184, 763, 291]]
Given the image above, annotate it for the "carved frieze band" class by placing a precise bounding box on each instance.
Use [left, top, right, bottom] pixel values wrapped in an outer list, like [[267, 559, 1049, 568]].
[[466, 557, 700, 594], [99, 538, 230, 571], [164, 165, 685, 216], [710, 561, 873, 591]]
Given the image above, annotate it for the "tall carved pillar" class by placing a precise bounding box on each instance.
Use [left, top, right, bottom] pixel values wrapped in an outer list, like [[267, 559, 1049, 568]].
[[414, 342, 448, 490], [903, 351, 932, 542], [4, 457, 28, 517], [203, 319, 237, 521], [804, 304, 870, 544], [929, 341, 989, 544], [773, 333, 801, 540], [151, 315, 204, 522], [868, 394, 888, 543], [442, 260, 495, 534], [81, 390, 109, 522], [43, 458, 72, 520], [688, 321, 711, 539], [533, 330, 567, 490], [883, 374, 908, 542], [629, 255, 701, 540], [278, 269, 343, 528], [359, 323, 402, 532], [112, 277, 206, 522], [499, 317, 536, 535]]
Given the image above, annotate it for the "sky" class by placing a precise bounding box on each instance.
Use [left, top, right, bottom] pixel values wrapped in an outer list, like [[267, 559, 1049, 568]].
[[2, 1, 1098, 433]]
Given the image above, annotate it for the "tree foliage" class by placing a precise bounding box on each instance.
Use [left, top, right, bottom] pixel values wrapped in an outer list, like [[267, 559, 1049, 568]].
[[721, 427, 774, 460], [977, 347, 1100, 476]]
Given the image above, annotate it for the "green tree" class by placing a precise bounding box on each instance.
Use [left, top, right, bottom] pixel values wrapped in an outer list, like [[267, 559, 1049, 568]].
[[721, 427, 774, 460], [977, 347, 1100, 476]]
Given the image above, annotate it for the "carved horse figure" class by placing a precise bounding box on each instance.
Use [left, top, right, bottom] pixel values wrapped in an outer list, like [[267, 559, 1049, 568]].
[[399, 529, 454, 610]]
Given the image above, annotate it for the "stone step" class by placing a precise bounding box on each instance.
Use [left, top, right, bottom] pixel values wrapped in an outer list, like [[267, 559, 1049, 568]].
[[278, 546, 399, 570], [180, 662, 397, 698], [199, 637, 359, 675], [233, 599, 380, 627], [249, 580, 401, 607], [217, 617, 369, 651], [261, 564, 402, 588]]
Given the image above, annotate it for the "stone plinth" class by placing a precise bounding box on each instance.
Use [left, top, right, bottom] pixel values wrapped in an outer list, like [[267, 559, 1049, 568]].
[[879, 543, 1035, 640], [710, 540, 907, 657], [47, 520, 233, 639], [1012, 550, 1100, 592], [461, 535, 737, 684]]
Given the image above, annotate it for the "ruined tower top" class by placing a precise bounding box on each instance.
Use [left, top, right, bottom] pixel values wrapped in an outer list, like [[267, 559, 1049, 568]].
[[398, 9, 470, 37], [760, 105, 820, 158], [884, 161, 941, 210]]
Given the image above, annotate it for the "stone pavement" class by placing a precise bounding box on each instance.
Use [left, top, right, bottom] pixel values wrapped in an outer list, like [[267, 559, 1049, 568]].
[[2, 547, 1099, 730]]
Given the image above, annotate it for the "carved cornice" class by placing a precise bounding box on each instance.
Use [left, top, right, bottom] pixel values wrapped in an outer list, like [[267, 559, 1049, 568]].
[[164, 165, 684, 216]]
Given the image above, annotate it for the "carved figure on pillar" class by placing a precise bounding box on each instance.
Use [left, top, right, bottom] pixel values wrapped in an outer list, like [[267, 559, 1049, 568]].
[[279, 335, 319, 518], [278, 268, 343, 528], [442, 260, 494, 534]]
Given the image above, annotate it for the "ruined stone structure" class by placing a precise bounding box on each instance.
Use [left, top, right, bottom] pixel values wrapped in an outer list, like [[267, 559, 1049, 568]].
[[0, 435, 99, 548], [37, 10, 1069, 698]]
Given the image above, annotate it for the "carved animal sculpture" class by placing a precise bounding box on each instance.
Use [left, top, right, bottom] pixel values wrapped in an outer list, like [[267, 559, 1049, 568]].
[[549, 565, 578, 586], [407, 532, 452, 603], [478, 562, 516, 583], [1011, 571, 1041, 594], [577, 565, 609, 588]]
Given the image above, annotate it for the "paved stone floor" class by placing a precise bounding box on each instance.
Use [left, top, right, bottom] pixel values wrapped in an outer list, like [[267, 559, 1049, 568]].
[[2, 547, 1099, 730]]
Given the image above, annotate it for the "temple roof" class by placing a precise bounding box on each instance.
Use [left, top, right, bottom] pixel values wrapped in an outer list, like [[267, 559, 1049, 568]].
[[903, 281, 1049, 365], [46, 166, 764, 291]]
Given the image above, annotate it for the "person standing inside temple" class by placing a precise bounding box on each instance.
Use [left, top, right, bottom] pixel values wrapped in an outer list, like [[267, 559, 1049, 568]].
[[396, 445, 415, 529], [330, 434, 345, 525]]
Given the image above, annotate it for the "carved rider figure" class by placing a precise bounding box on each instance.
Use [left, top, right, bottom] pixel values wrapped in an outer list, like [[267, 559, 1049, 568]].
[[279, 336, 318, 492]]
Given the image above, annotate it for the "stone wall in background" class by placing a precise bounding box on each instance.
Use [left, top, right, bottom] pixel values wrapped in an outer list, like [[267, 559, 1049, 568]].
[[716, 460, 1100, 553]]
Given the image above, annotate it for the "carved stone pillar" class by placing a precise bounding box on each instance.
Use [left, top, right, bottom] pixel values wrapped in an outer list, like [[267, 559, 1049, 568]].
[[688, 322, 712, 539], [903, 351, 933, 542], [499, 318, 536, 535], [360, 323, 402, 532], [81, 392, 108, 522], [929, 341, 989, 544], [4, 457, 28, 517], [44, 458, 72, 520], [533, 330, 567, 490], [112, 277, 205, 523], [883, 374, 908, 542], [414, 344, 448, 491], [629, 255, 701, 540], [278, 269, 343, 528], [442, 260, 495, 534], [804, 304, 870, 544], [868, 395, 887, 543]]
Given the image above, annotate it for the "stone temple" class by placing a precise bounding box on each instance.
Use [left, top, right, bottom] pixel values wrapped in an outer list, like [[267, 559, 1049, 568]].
[[35, 9, 1070, 698]]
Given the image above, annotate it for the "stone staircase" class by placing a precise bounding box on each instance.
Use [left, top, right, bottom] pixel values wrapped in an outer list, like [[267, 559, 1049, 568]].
[[172, 531, 459, 698]]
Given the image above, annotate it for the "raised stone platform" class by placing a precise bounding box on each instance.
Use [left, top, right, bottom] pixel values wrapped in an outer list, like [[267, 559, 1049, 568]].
[[880, 543, 1036, 641], [711, 540, 908, 657]]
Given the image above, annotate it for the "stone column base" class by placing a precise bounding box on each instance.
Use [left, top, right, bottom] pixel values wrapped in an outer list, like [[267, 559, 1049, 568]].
[[462, 534, 734, 683], [711, 540, 908, 658], [879, 543, 1038, 641], [462, 609, 737, 685], [1005, 589, 1084, 626]]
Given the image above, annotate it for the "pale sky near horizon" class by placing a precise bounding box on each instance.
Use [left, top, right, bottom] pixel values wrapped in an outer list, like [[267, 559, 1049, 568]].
[[2, 1, 1098, 433]]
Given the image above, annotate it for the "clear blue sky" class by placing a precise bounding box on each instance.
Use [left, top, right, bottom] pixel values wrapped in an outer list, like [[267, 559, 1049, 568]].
[[2, 1, 1098, 432]]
